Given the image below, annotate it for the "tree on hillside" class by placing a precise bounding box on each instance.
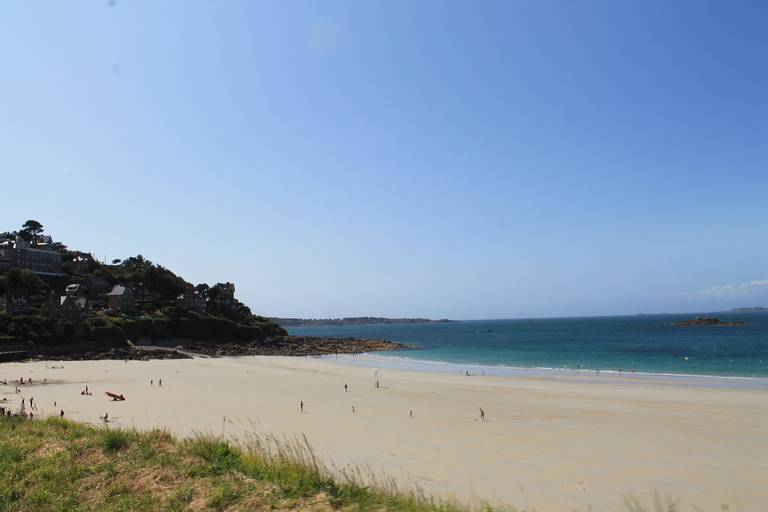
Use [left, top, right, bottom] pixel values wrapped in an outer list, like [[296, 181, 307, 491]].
[[20, 220, 44, 243], [22, 220, 43, 234]]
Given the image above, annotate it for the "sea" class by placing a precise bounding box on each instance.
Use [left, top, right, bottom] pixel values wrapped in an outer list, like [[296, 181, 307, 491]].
[[286, 312, 768, 381]]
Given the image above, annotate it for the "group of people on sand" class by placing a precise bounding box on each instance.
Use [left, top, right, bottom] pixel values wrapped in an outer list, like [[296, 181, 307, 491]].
[[297, 383, 488, 423], [150, 379, 162, 387], [81, 385, 93, 396]]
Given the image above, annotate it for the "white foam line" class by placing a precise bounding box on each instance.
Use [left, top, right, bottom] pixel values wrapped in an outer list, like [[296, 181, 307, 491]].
[[316, 353, 768, 390]]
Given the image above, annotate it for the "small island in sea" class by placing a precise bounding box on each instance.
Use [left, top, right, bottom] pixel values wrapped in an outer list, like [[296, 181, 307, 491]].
[[673, 316, 746, 327], [271, 316, 457, 326], [0, 220, 404, 361]]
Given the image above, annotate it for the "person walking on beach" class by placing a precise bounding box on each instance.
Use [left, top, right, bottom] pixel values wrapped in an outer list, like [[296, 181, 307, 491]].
[[410, 410, 413, 419], [150, 380, 153, 386], [352, 406, 355, 413], [344, 384, 348, 392], [479, 408, 485, 421], [300, 401, 304, 413], [159, 379, 162, 387]]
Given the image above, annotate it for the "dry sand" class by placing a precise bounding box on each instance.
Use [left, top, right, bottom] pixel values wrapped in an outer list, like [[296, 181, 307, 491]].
[[2, 356, 766, 511]]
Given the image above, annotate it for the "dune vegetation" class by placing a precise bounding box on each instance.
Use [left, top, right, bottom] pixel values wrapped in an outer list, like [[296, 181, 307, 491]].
[[0, 416, 465, 512]]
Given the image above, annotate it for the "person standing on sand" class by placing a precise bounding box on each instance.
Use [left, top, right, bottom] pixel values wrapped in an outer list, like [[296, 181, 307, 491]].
[[410, 410, 413, 419], [300, 401, 304, 413], [479, 408, 485, 421], [159, 379, 162, 387], [60, 409, 64, 418], [352, 406, 355, 413], [150, 380, 153, 386], [344, 384, 348, 392]]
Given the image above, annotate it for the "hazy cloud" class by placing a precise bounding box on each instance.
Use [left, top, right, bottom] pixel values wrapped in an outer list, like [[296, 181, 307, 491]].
[[686, 278, 768, 301]]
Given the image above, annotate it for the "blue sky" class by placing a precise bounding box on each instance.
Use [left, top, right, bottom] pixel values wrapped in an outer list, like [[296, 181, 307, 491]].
[[1, 1, 766, 319]]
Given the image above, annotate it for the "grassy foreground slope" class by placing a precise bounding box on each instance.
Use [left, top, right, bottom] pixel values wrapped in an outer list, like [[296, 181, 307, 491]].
[[0, 417, 727, 512], [0, 417, 461, 512]]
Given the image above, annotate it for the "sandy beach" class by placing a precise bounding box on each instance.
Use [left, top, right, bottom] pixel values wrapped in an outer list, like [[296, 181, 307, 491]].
[[2, 355, 766, 511]]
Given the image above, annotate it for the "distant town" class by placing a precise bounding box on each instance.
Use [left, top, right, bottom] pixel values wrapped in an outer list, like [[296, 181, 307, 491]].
[[271, 317, 457, 327]]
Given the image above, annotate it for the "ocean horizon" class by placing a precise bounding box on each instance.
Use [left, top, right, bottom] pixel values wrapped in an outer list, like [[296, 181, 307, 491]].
[[286, 312, 768, 379]]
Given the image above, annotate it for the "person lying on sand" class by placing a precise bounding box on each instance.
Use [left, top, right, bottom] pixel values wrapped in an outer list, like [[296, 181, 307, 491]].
[[105, 392, 126, 401]]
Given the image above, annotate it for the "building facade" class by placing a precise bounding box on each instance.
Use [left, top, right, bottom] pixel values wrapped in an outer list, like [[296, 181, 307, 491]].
[[176, 288, 207, 313], [106, 285, 136, 313], [0, 239, 62, 275], [212, 282, 236, 306]]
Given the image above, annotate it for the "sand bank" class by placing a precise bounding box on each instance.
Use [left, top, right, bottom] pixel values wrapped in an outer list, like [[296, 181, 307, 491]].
[[2, 356, 766, 511]]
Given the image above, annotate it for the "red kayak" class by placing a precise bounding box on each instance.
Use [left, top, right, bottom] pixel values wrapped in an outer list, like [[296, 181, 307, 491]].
[[105, 392, 125, 401]]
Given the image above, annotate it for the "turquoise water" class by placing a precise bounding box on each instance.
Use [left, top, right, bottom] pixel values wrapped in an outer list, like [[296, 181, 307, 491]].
[[287, 313, 768, 378]]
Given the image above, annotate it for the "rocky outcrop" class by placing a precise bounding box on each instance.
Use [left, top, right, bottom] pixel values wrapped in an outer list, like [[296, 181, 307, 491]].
[[15, 335, 406, 362], [176, 336, 406, 357], [673, 316, 745, 327]]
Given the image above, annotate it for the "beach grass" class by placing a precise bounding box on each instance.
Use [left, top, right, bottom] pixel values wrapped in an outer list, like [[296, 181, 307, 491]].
[[0, 416, 466, 512]]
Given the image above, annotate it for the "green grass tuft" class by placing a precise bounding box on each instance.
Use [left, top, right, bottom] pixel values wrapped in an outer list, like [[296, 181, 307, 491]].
[[99, 428, 135, 453], [186, 437, 243, 476]]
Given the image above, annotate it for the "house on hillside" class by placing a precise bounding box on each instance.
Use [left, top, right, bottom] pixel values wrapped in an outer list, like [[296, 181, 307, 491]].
[[59, 295, 92, 321], [34, 235, 53, 248], [1, 294, 31, 315], [106, 285, 135, 313], [0, 236, 63, 275], [132, 284, 159, 305], [212, 282, 235, 307], [175, 288, 207, 313]]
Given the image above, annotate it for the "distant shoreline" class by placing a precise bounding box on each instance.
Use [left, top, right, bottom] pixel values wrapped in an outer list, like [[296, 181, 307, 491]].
[[271, 316, 457, 327]]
